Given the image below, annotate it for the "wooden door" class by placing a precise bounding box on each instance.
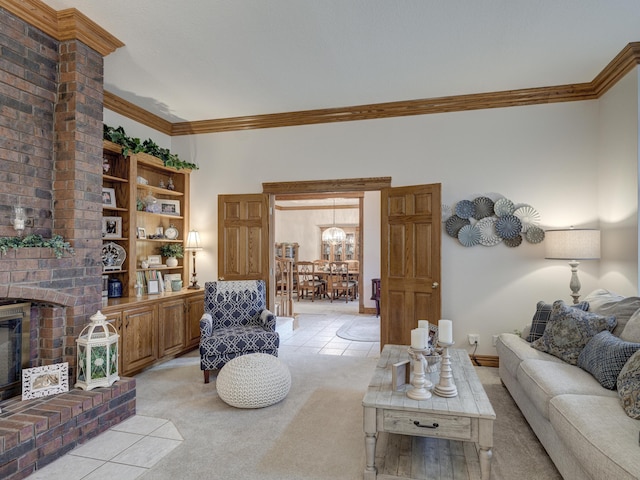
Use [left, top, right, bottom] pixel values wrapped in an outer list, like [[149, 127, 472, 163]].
[[380, 183, 441, 348], [218, 193, 272, 292]]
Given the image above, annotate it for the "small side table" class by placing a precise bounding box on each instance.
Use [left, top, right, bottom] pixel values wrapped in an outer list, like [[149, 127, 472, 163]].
[[370, 278, 380, 317]]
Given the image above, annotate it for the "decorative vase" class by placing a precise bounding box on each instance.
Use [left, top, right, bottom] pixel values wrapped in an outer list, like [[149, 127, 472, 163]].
[[166, 256, 178, 267]]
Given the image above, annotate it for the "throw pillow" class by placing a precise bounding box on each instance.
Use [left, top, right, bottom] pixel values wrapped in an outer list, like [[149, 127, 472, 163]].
[[526, 300, 589, 342], [577, 331, 640, 389], [530, 300, 617, 365], [620, 309, 640, 343], [617, 350, 640, 419], [582, 289, 640, 337]]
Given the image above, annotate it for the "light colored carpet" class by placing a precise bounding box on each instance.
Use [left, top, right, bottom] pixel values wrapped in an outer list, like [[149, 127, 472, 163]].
[[134, 351, 561, 480], [336, 316, 380, 342]]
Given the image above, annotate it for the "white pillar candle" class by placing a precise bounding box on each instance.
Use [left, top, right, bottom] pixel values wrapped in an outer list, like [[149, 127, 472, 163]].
[[418, 320, 429, 329], [411, 328, 426, 349], [438, 319, 453, 344]]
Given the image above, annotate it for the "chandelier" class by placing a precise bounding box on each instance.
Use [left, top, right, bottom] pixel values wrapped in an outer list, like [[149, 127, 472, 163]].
[[322, 199, 346, 244]]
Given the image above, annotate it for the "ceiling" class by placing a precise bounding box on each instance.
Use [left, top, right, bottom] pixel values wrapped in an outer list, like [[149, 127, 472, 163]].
[[41, 1, 640, 124]]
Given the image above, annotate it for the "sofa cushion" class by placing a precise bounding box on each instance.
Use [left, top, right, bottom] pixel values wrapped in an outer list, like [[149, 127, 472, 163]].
[[517, 359, 617, 420], [530, 300, 616, 365], [620, 309, 640, 343], [617, 349, 640, 419], [577, 331, 640, 389], [550, 394, 640, 480], [583, 288, 640, 337], [496, 333, 564, 380], [526, 300, 589, 342]]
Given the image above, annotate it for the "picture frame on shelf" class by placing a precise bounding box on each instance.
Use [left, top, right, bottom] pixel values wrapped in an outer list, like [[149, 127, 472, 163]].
[[147, 254, 162, 266], [102, 216, 122, 238], [148, 280, 160, 294], [159, 199, 180, 216], [102, 187, 117, 208], [164, 273, 182, 282], [137, 227, 146, 239], [22, 363, 69, 400]]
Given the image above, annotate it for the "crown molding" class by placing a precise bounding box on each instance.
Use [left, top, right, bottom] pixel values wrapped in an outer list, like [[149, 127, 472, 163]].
[[103, 91, 173, 136], [0, 0, 123, 55]]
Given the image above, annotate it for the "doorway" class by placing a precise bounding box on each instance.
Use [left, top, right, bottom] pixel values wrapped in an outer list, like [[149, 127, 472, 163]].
[[274, 193, 363, 317]]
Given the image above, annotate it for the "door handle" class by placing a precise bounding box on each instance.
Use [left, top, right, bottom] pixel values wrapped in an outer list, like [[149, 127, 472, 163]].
[[432, 282, 439, 289]]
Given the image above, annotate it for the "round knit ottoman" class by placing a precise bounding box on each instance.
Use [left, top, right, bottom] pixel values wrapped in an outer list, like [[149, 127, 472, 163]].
[[216, 353, 291, 408]]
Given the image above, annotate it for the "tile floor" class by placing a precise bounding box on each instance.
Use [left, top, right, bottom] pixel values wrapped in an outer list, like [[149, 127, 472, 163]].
[[30, 298, 380, 479]]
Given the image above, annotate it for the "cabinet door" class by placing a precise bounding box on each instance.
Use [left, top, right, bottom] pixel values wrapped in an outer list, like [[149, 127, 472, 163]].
[[122, 304, 157, 375], [158, 298, 186, 357], [186, 293, 204, 348]]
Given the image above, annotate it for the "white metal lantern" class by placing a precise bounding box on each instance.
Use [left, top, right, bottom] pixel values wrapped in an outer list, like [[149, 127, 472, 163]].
[[75, 310, 119, 390]]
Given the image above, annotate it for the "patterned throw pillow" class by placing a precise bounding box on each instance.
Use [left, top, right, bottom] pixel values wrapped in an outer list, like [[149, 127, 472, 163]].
[[531, 300, 617, 365], [617, 350, 640, 419], [577, 331, 640, 389], [526, 300, 589, 342]]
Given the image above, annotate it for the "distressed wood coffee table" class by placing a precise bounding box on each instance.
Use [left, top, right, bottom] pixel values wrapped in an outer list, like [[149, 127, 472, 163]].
[[362, 344, 495, 480]]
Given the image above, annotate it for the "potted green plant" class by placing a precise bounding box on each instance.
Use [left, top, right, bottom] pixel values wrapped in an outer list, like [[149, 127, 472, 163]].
[[159, 243, 184, 267]]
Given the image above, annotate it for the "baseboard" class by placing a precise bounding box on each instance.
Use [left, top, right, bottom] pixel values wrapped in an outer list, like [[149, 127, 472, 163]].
[[469, 354, 499, 368]]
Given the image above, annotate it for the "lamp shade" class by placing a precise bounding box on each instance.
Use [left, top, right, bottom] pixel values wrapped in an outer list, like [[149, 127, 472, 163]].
[[545, 229, 601, 260], [185, 230, 203, 251]]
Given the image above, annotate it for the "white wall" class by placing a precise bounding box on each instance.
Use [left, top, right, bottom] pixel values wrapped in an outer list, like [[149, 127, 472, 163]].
[[107, 71, 639, 356], [597, 67, 639, 294]]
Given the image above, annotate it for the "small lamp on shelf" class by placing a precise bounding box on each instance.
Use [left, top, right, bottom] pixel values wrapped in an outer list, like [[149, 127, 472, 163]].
[[185, 230, 203, 289], [75, 310, 119, 391], [545, 228, 601, 304]]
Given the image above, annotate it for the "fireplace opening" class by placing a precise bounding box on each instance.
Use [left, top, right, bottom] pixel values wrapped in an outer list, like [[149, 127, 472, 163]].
[[0, 303, 31, 401]]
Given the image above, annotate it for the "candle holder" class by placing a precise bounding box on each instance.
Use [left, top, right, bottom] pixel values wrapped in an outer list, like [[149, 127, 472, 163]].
[[407, 347, 432, 400], [433, 341, 458, 397]]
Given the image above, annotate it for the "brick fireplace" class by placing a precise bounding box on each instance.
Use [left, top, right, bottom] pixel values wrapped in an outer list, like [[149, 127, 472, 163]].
[[0, 5, 135, 478]]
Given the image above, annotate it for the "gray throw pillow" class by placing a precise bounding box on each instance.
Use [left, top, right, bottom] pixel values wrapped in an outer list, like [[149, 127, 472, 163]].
[[617, 350, 640, 419], [526, 300, 589, 342], [577, 331, 640, 389], [531, 300, 617, 365]]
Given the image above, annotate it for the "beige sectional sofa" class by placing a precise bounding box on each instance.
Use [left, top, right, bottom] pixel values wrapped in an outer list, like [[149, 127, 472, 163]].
[[496, 289, 640, 480]]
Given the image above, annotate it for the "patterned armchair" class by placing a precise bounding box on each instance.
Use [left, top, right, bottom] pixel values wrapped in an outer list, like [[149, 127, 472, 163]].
[[199, 280, 279, 383]]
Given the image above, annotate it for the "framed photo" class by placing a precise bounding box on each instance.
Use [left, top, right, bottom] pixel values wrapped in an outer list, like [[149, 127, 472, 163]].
[[147, 254, 162, 266], [391, 360, 410, 391], [148, 280, 160, 294], [137, 227, 146, 239], [102, 216, 122, 238], [22, 362, 69, 400], [159, 199, 180, 216], [102, 187, 117, 208]]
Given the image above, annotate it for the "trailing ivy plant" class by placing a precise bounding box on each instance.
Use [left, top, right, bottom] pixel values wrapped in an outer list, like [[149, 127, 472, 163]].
[[0, 234, 74, 259], [103, 124, 198, 170]]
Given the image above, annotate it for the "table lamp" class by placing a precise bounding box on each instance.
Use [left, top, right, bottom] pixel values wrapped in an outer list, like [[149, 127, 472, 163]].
[[545, 228, 600, 304], [185, 230, 203, 289]]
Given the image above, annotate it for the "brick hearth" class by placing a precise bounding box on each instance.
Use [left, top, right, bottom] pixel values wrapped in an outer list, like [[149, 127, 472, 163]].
[[0, 379, 136, 480]]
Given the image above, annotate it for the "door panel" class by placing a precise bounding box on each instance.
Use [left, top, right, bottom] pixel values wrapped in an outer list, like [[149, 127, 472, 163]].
[[218, 193, 271, 290], [381, 184, 441, 348]]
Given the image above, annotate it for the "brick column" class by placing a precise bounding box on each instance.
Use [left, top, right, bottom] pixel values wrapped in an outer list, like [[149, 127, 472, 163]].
[[53, 40, 105, 367]]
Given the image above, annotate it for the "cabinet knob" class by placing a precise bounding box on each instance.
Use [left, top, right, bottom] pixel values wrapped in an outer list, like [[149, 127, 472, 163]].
[[432, 282, 439, 289]]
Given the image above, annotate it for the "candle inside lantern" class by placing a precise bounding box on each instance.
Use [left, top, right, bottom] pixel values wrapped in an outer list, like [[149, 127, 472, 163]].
[[411, 328, 426, 349], [438, 319, 453, 344]]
